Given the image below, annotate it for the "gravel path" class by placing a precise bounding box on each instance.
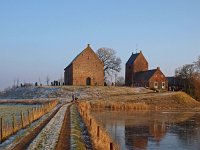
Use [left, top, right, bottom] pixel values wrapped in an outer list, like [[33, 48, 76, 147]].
[[27, 104, 69, 150]]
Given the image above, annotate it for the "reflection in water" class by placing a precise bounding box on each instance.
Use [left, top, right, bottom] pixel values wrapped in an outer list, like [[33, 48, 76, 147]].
[[91, 110, 200, 150]]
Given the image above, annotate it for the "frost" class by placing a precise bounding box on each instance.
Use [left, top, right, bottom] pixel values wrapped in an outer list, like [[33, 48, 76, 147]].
[[27, 104, 69, 150]]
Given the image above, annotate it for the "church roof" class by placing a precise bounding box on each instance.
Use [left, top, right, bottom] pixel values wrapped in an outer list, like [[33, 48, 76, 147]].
[[134, 69, 157, 81], [64, 44, 100, 70], [126, 53, 140, 65], [126, 51, 145, 65]]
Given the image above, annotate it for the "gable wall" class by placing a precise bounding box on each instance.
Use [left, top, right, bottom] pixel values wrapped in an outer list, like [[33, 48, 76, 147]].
[[133, 53, 148, 73], [149, 70, 168, 89], [72, 48, 104, 86]]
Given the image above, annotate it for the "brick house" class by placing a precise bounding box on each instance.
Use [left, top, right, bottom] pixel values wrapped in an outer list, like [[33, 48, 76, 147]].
[[125, 51, 168, 90], [64, 44, 104, 86]]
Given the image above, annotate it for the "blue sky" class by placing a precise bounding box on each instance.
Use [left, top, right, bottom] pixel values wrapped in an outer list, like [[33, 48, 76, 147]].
[[0, 0, 200, 90]]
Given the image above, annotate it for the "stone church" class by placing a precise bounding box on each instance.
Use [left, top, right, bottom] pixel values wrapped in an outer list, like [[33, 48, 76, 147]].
[[64, 44, 104, 86], [125, 51, 168, 90]]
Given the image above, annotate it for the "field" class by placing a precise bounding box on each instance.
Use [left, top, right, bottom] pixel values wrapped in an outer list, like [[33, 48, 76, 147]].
[[0, 86, 200, 150], [0, 104, 39, 124], [0, 99, 58, 148]]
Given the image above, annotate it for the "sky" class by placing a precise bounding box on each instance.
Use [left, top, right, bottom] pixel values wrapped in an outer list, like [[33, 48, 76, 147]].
[[0, 0, 200, 91]]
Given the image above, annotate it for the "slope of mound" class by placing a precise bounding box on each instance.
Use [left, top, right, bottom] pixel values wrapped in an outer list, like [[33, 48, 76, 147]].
[[0, 86, 61, 99], [170, 92, 200, 107], [1, 86, 199, 110]]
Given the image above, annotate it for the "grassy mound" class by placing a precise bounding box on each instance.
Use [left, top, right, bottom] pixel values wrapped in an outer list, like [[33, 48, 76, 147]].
[[171, 92, 200, 108]]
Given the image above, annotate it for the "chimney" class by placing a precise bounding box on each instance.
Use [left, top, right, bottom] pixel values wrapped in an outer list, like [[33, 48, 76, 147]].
[[140, 51, 142, 53], [157, 67, 160, 70], [87, 44, 90, 47]]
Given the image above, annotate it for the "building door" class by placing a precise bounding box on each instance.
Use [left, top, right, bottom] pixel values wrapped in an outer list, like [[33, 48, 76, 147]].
[[86, 77, 91, 85]]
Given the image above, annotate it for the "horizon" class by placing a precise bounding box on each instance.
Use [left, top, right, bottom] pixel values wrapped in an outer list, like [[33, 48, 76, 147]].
[[0, 0, 200, 91]]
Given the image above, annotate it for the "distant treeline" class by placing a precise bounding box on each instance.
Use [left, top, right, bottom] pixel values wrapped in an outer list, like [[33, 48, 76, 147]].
[[175, 56, 200, 100]]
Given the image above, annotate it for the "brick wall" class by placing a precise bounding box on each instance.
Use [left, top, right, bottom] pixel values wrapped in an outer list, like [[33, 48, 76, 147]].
[[64, 45, 104, 86], [149, 69, 168, 90], [125, 52, 148, 86], [133, 53, 148, 73], [125, 64, 133, 86]]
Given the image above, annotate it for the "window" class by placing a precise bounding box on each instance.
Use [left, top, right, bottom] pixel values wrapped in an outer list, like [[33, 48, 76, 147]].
[[162, 82, 165, 89], [154, 82, 158, 89]]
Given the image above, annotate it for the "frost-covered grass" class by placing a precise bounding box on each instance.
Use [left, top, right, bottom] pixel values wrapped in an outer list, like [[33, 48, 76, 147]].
[[70, 105, 93, 150], [27, 104, 69, 150], [0, 86, 61, 99], [0, 86, 152, 101], [1, 103, 60, 150], [0, 104, 39, 124], [0, 100, 58, 146]]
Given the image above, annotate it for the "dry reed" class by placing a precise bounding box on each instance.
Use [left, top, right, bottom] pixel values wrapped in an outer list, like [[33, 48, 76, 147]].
[[88, 100, 149, 111]]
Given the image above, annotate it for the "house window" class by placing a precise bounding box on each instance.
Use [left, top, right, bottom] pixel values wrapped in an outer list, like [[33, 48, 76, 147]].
[[154, 82, 158, 89], [162, 82, 165, 89]]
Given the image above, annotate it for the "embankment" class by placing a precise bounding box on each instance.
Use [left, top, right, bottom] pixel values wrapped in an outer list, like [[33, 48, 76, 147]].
[[77, 91, 200, 149], [77, 103, 120, 150], [86, 91, 200, 111]]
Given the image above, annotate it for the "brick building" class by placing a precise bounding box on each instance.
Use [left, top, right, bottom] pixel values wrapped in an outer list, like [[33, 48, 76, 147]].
[[64, 44, 104, 86], [125, 51, 168, 90]]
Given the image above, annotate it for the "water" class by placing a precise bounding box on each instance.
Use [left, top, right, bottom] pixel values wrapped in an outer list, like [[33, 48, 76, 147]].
[[91, 110, 200, 150]]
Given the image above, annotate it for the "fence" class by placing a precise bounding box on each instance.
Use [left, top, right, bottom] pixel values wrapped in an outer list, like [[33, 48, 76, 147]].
[[0, 100, 58, 143], [78, 102, 120, 150]]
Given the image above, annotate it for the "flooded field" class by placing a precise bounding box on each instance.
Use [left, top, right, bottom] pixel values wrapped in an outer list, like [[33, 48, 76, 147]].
[[91, 110, 200, 150], [0, 103, 40, 124]]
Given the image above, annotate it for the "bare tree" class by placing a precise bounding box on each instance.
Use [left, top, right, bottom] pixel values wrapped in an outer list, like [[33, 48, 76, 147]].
[[116, 76, 125, 86], [96, 47, 122, 77], [38, 77, 42, 86], [13, 79, 16, 88], [175, 64, 195, 79], [16, 78, 19, 88], [46, 75, 50, 86], [195, 56, 200, 73], [175, 56, 200, 100], [58, 75, 64, 85]]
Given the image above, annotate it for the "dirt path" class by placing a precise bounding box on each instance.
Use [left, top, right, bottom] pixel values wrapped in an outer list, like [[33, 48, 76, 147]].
[[11, 105, 62, 150], [55, 104, 71, 150]]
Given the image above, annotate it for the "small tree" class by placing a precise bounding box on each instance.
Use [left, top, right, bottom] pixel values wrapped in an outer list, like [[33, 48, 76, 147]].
[[116, 76, 125, 86], [16, 78, 20, 88], [58, 75, 64, 85], [175, 64, 195, 94], [38, 77, 41, 86], [195, 56, 200, 73], [46, 75, 50, 86], [175, 55, 200, 100]]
